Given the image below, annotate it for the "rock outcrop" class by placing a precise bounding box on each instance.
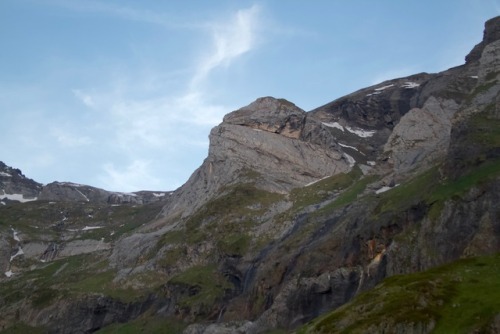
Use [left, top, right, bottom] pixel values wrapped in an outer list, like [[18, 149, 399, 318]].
[[466, 16, 500, 64], [384, 97, 459, 177], [39, 182, 170, 204], [0, 161, 41, 203], [159, 97, 352, 221]]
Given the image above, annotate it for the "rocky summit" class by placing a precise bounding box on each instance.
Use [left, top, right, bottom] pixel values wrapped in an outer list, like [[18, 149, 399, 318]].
[[1, 16, 500, 334]]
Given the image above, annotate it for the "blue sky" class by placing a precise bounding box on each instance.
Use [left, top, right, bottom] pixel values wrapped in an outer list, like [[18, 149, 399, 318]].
[[0, 1, 498, 192]]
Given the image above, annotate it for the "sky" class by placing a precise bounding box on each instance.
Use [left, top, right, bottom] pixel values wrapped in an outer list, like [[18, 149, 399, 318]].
[[0, 1, 498, 192]]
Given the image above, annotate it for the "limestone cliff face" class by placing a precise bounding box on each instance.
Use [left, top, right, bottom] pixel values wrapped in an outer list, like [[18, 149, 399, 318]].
[[159, 97, 351, 221], [384, 97, 459, 177]]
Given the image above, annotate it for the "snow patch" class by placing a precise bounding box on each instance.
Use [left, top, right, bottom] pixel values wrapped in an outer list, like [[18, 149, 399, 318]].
[[367, 161, 376, 166], [153, 193, 165, 197], [82, 226, 103, 231], [322, 122, 344, 131], [375, 186, 392, 194], [305, 175, 331, 187], [375, 184, 399, 194], [343, 153, 356, 167], [339, 143, 359, 151], [0, 201, 5, 206], [74, 189, 89, 202], [12, 229, 20, 242], [470, 75, 479, 79], [115, 192, 137, 197], [345, 126, 376, 138], [374, 84, 395, 91], [5, 270, 13, 278], [0, 172, 12, 177], [401, 82, 420, 89], [0, 193, 37, 203], [366, 91, 382, 97], [10, 247, 24, 261]]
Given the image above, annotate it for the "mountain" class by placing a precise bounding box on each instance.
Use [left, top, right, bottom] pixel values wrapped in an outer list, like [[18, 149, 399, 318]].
[[0, 162, 171, 205], [1, 16, 500, 334]]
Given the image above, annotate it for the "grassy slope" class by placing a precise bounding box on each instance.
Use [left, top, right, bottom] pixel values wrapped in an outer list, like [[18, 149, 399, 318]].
[[299, 253, 500, 334]]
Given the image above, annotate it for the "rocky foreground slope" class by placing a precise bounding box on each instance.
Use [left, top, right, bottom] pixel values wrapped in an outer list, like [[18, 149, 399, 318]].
[[0, 16, 500, 334]]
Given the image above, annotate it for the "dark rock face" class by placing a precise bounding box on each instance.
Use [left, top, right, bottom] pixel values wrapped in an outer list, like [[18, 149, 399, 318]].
[[30, 295, 156, 334], [39, 182, 109, 203], [310, 73, 432, 129], [39, 182, 170, 204], [466, 16, 500, 64], [0, 162, 170, 205], [0, 161, 42, 203]]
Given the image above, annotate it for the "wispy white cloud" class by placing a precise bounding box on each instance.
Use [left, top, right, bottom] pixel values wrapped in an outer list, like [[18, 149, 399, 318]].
[[72, 89, 96, 108], [85, 4, 263, 190], [99, 160, 161, 191], [191, 4, 261, 88], [50, 127, 93, 148], [47, 0, 186, 28]]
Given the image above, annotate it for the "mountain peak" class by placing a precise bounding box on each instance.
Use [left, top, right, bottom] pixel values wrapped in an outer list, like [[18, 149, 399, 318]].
[[223, 97, 305, 139], [466, 15, 500, 63]]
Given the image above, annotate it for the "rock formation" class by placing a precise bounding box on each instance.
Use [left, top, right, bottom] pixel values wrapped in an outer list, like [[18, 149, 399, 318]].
[[0, 161, 41, 203], [159, 97, 351, 221]]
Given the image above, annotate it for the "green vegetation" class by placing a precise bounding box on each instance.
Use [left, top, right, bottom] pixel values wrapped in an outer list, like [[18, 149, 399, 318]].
[[156, 246, 186, 267], [374, 157, 500, 220], [485, 70, 499, 82], [299, 253, 500, 333], [431, 159, 500, 201], [375, 168, 437, 214], [155, 181, 284, 264], [0, 200, 164, 243], [217, 233, 250, 256], [467, 110, 500, 148], [1, 323, 46, 334], [0, 253, 158, 314], [186, 182, 284, 230], [31, 287, 59, 308], [168, 265, 231, 314], [315, 175, 378, 216], [473, 79, 498, 97], [290, 167, 363, 211], [96, 317, 186, 334]]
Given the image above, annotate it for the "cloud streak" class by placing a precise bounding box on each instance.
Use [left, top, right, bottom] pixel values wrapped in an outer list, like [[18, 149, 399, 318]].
[[50, 127, 93, 148], [47, 0, 187, 29], [75, 4, 263, 191], [191, 5, 261, 88], [99, 160, 161, 192]]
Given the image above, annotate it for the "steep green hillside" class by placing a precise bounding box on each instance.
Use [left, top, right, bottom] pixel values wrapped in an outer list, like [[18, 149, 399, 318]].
[[299, 253, 500, 334]]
